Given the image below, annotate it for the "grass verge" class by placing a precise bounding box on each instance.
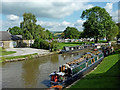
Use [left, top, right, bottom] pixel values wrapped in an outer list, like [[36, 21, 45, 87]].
[[0, 47, 16, 56], [0, 53, 38, 62], [68, 49, 120, 89]]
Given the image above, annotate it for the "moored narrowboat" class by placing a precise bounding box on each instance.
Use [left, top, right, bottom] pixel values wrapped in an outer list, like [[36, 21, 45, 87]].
[[59, 45, 90, 54], [49, 49, 104, 87]]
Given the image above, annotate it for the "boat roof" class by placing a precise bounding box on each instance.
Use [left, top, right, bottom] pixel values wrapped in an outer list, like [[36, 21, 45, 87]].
[[50, 72, 65, 76]]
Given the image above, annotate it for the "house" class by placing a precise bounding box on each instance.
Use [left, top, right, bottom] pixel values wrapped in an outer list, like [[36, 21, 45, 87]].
[[0, 31, 34, 48], [0, 31, 22, 48]]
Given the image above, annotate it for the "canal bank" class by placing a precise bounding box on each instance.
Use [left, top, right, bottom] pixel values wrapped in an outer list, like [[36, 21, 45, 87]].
[[1, 51, 59, 63], [0, 48, 58, 63], [1, 46, 90, 63]]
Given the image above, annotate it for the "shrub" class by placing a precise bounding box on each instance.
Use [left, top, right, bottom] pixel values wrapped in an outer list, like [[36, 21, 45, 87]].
[[32, 38, 49, 50], [50, 41, 58, 51]]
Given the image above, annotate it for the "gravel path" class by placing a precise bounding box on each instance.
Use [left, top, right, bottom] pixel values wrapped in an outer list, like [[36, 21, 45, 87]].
[[4, 48, 50, 57]]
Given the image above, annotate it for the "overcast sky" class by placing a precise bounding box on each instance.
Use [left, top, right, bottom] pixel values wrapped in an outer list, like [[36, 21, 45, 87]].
[[0, 0, 119, 31]]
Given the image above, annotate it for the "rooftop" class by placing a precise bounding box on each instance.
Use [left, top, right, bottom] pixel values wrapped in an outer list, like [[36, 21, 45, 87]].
[[0, 31, 22, 41]]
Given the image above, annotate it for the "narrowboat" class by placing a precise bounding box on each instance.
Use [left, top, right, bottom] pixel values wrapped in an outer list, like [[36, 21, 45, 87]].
[[59, 45, 90, 54], [49, 49, 105, 87]]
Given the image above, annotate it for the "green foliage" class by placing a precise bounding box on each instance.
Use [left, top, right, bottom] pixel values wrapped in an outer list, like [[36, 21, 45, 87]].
[[20, 13, 38, 39], [32, 38, 49, 50], [9, 13, 53, 40], [8, 26, 23, 35], [46, 30, 53, 39], [63, 27, 80, 39], [32, 38, 58, 51], [81, 6, 118, 42], [50, 41, 58, 51], [116, 23, 120, 39], [106, 24, 119, 41]]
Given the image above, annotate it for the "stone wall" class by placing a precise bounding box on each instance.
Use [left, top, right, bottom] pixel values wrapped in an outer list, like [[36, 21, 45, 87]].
[[2, 41, 12, 48]]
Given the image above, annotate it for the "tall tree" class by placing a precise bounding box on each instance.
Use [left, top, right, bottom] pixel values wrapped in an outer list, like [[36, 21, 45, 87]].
[[8, 13, 53, 40], [64, 27, 80, 39], [81, 6, 118, 42], [20, 13, 37, 39]]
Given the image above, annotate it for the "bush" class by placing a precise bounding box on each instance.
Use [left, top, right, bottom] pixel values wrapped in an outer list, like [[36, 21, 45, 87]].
[[50, 41, 58, 51], [32, 38, 49, 50]]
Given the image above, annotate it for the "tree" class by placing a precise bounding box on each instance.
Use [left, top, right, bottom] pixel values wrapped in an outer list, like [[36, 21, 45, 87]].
[[20, 13, 52, 40], [8, 26, 23, 35], [20, 13, 37, 39], [32, 38, 49, 49], [106, 24, 119, 41], [63, 27, 80, 39], [45, 30, 53, 39], [81, 6, 118, 43], [116, 23, 120, 39]]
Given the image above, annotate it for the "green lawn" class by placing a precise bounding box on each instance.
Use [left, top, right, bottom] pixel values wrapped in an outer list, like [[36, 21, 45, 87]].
[[0, 47, 16, 56], [57, 41, 107, 50], [68, 49, 120, 89], [58, 42, 81, 49]]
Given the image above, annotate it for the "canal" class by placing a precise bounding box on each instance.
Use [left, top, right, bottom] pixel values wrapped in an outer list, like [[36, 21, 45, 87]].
[[2, 49, 90, 88]]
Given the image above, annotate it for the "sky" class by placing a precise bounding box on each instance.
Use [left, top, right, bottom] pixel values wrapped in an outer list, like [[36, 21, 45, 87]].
[[0, 0, 120, 32]]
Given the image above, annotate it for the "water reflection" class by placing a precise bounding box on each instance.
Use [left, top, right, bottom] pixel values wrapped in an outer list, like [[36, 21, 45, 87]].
[[22, 60, 40, 88], [50, 54, 59, 64]]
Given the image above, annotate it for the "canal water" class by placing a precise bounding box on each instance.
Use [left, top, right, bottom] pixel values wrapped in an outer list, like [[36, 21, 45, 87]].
[[2, 49, 90, 88]]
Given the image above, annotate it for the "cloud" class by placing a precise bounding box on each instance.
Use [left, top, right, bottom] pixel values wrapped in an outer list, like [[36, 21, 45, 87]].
[[61, 21, 72, 26], [2, 0, 92, 18], [37, 21, 60, 29], [2, 20, 21, 30], [74, 20, 85, 31], [37, 21, 70, 31], [7, 14, 19, 21], [104, 3, 113, 13], [37, 19, 84, 31], [74, 20, 85, 26], [111, 10, 118, 22], [104, 3, 118, 23]]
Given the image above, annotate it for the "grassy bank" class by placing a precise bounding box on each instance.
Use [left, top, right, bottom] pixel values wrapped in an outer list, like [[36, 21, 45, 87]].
[[58, 42, 81, 49], [0, 47, 16, 56], [0, 53, 38, 63], [57, 40, 108, 50], [68, 49, 120, 89]]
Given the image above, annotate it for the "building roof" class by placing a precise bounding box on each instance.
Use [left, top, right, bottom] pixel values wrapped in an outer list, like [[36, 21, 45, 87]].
[[11, 35, 22, 40], [0, 31, 22, 41]]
